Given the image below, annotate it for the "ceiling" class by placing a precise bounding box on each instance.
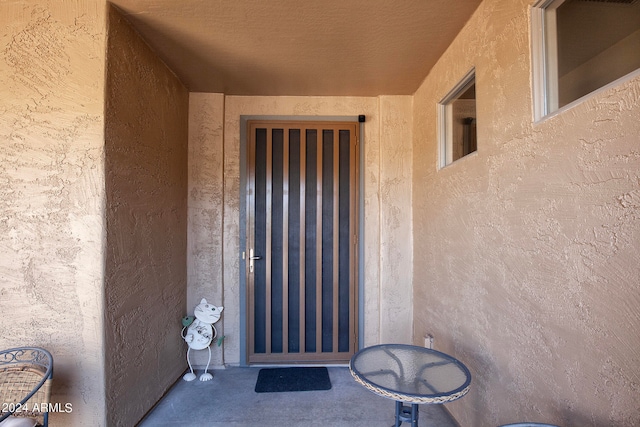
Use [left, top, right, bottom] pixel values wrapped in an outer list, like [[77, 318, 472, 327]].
[[109, 0, 482, 96]]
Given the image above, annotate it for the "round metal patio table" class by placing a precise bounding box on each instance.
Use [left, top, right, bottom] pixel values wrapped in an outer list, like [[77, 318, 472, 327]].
[[349, 344, 471, 427]]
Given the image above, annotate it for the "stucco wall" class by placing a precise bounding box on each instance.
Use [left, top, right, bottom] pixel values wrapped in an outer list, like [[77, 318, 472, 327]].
[[188, 95, 414, 365], [187, 93, 226, 367], [104, 6, 189, 426], [378, 96, 414, 343], [0, 1, 107, 425], [412, 0, 640, 426]]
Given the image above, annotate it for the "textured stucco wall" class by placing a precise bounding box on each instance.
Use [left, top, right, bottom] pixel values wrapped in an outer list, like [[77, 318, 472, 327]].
[[188, 95, 414, 365], [187, 93, 226, 367], [379, 96, 414, 343], [0, 1, 107, 425], [105, 6, 188, 426], [412, 0, 640, 426]]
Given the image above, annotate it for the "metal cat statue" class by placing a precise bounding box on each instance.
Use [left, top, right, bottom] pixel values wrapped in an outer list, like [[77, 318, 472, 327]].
[[181, 298, 223, 381]]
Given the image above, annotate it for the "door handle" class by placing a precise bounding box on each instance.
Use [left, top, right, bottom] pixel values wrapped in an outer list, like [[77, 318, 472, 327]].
[[249, 248, 262, 273]]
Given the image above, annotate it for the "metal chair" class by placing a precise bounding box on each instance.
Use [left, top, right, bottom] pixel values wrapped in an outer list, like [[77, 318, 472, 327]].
[[0, 348, 53, 427]]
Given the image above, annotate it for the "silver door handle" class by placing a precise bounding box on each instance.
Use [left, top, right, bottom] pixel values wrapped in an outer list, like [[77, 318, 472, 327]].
[[249, 249, 261, 272]]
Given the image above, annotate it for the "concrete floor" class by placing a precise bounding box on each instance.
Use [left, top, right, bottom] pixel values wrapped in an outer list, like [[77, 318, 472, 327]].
[[138, 366, 460, 427]]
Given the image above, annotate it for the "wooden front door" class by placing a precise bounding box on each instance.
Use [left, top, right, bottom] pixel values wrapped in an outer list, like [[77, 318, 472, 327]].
[[246, 120, 359, 364]]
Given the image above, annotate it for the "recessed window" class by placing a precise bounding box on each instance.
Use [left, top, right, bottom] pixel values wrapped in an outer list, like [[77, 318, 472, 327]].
[[532, 0, 640, 120], [438, 69, 477, 168]]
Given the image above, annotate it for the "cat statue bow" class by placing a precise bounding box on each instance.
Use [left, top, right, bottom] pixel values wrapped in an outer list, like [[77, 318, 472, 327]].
[[181, 298, 223, 381]]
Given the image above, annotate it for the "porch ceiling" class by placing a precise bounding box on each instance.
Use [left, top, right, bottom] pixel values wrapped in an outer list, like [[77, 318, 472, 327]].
[[109, 0, 482, 96]]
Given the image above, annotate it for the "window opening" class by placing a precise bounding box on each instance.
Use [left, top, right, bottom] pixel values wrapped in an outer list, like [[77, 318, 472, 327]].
[[438, 69, 477, 168], [532, 0, 640, 120]]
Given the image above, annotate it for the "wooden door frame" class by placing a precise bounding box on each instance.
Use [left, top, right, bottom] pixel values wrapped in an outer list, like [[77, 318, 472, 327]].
[[239, 115, 365, 366]]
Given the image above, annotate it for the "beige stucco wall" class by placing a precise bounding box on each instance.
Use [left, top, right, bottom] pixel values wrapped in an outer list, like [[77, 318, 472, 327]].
[[378, 96, 414, 343], [104, 6, 189, 426], [412, 0, 640, 426], [0, 1, 107, 425], [188, 95, 414, 365], [187, 93, 226, 367]]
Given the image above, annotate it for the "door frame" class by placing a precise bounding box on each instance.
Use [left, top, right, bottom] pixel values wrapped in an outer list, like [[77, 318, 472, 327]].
[[239, 115, 365, 366]]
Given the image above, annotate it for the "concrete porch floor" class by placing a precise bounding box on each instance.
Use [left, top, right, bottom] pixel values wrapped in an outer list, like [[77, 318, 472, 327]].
[[138, 366, 460, 427]]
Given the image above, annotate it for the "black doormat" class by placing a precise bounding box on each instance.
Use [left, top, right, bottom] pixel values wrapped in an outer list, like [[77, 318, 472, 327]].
[[254, 367, 332, 393]]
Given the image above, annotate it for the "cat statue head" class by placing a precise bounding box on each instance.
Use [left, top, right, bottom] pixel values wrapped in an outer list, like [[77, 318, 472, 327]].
[[194, 298, 223, 325]]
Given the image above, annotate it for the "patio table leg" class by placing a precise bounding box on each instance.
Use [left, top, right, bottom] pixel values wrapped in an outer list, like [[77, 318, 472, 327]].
[[411, 403, 419, 426], [395, 401, 419, 426], [395, 400, 401, 427]]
